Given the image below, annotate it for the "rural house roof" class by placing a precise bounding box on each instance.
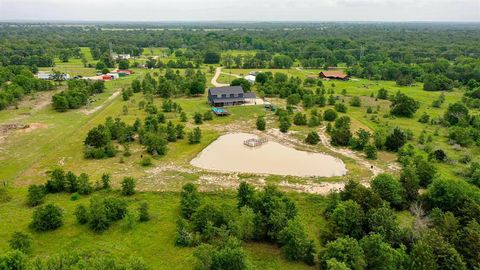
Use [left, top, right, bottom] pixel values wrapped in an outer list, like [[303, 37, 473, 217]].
[[320, 71, 349, 79], [209, 86, 244, 96]]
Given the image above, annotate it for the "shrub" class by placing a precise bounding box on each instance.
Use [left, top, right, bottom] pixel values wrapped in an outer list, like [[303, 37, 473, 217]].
[[305, 131, 320, 145], [27, 184, 46, 207], [75, 204, 89, 224], [194, 112, 203, 124], [101, 173, 111, 190], [385, 127, 407, 152], [256, 116, 266, 131], [9, 232, 33, 254], [138, 202, 150, 222], [203, 111, 213, 121], [30, 204, 64, 231], [88, 197, 110, 232], [77, 173, 93, 195], [350, 96, 361, 107], [364, 144, 378, 160], [141, 156, 152, 167], [188, 127, 202, 144], [121, 177, 136, 196], [279, 116, 291, 133], [323, 109, 338, 121], [335, 103, 348, 113], [293, 113, 307, 126]]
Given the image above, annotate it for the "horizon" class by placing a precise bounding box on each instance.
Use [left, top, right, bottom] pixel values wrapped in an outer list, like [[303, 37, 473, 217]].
[[1, 0, 479, 22]]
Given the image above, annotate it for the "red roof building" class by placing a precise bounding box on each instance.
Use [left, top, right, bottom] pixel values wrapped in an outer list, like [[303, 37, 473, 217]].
[[319, 71, 350, 80]]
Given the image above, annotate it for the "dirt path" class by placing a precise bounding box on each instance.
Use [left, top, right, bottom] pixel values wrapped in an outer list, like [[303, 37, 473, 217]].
[[211, 67, 229, 87], [82, 91, 120, 115], [220, 71, 241, 78]]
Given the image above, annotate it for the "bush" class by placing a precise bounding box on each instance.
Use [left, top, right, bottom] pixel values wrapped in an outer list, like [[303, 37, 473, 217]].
[[324, 109, 338, 121], [350, 96, 361, 107], [293, 113, 307, 126], [88, 197, 110, 232], [30, 204, 64, 231], [335, 103, 348, 113], [9, 232, 33, 254], [256, 116, 266, 131], [75, 204, 89, 224], [188, 127, 202, 144], [194, 112, 203, 124], [364, 144, 378, 160], [77, 173, 93, 195], [279, 116, 291, 133], [121, 177, 136, 196], [27, 184, 46, 207], [385, 127, 407, 152], [305, 131, 320, 145], [203, 110, 213, 121], [141, 156, 152, 166], [138, 202, 150, 222]]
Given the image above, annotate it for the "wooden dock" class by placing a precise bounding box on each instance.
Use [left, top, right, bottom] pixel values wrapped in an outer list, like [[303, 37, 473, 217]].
[[243, 137, 268, 147]]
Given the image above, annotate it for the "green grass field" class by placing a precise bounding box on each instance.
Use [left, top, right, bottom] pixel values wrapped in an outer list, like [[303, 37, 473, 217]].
[[2, 58, 475, 268]]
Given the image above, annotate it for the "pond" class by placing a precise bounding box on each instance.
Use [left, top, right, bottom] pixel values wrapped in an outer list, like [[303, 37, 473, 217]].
[[190, 133, 347, 177]]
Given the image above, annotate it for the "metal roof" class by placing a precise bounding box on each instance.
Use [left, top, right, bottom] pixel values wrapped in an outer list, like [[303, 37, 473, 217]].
[[209, 86, 244, 96]]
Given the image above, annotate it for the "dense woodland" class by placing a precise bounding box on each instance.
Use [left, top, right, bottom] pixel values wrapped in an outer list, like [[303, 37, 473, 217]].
[[1, 22, 480, 270]]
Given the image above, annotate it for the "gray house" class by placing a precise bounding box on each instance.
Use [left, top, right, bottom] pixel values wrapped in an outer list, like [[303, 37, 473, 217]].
[[208, 86, 256, 107]]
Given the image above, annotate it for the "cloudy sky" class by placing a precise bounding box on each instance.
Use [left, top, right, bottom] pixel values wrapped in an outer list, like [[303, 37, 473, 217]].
[[0, 0, 479, 22]]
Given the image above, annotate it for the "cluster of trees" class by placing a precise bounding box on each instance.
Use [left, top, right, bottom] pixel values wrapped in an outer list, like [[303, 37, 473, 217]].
[[2, 23, 479, 89], [319, 167, 480, 269], [52, 79, 105, 112], [176, 183, 316, 269], [27, 168, 112, 208], [132, 68, 206, 98], [0, 249, 148, 270], [0, 66, 54, 110]]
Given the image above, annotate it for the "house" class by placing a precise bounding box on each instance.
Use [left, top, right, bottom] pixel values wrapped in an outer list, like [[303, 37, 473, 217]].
[[113, 54, 131, 60], [106, 73, 120, 80], [319, 71, 350, 80], [244, 75, 256, 84], [36, 72, 70, 80], [208, 86, 256, 107]]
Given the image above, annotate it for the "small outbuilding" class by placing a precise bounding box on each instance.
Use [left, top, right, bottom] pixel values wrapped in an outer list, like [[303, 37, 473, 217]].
[[319, 71, 350, 81], [244, 75, 256, 84], [208, 86, 256, 107]]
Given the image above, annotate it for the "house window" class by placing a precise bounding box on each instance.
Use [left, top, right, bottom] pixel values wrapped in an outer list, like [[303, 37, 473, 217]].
[[238, 93, 243, 97], [222, 94, 227, 98], [230, 94, 234, 98]]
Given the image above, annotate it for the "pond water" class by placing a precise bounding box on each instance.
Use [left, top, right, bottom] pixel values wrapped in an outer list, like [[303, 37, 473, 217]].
[[190, 133, 347, 177]]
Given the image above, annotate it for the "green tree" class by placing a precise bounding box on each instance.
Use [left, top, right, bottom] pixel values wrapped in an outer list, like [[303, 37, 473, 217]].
[[331, 200, 365, 239], [320, 236, 366, 270], [279, 219, 316, 265], [385, 127, 407, 152], [181, 183, 201, 219], [256, 116, 266, 131], [75, 204, 89, 225], [27, 184, 46, 207], [371, 174, 404, 208], [390, 92, 419, 118], [188, 127, 202, 144], [399, 165, 419, 203], [364, 144, 378, 160], [30, 204, 64, 231], [305, 131, 320, 145], [88, 197, 110, 232], [237, 182, 255, 209]]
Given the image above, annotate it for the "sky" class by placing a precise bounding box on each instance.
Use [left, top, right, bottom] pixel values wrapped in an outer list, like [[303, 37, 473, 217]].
[[0, 0, 479, 22]]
